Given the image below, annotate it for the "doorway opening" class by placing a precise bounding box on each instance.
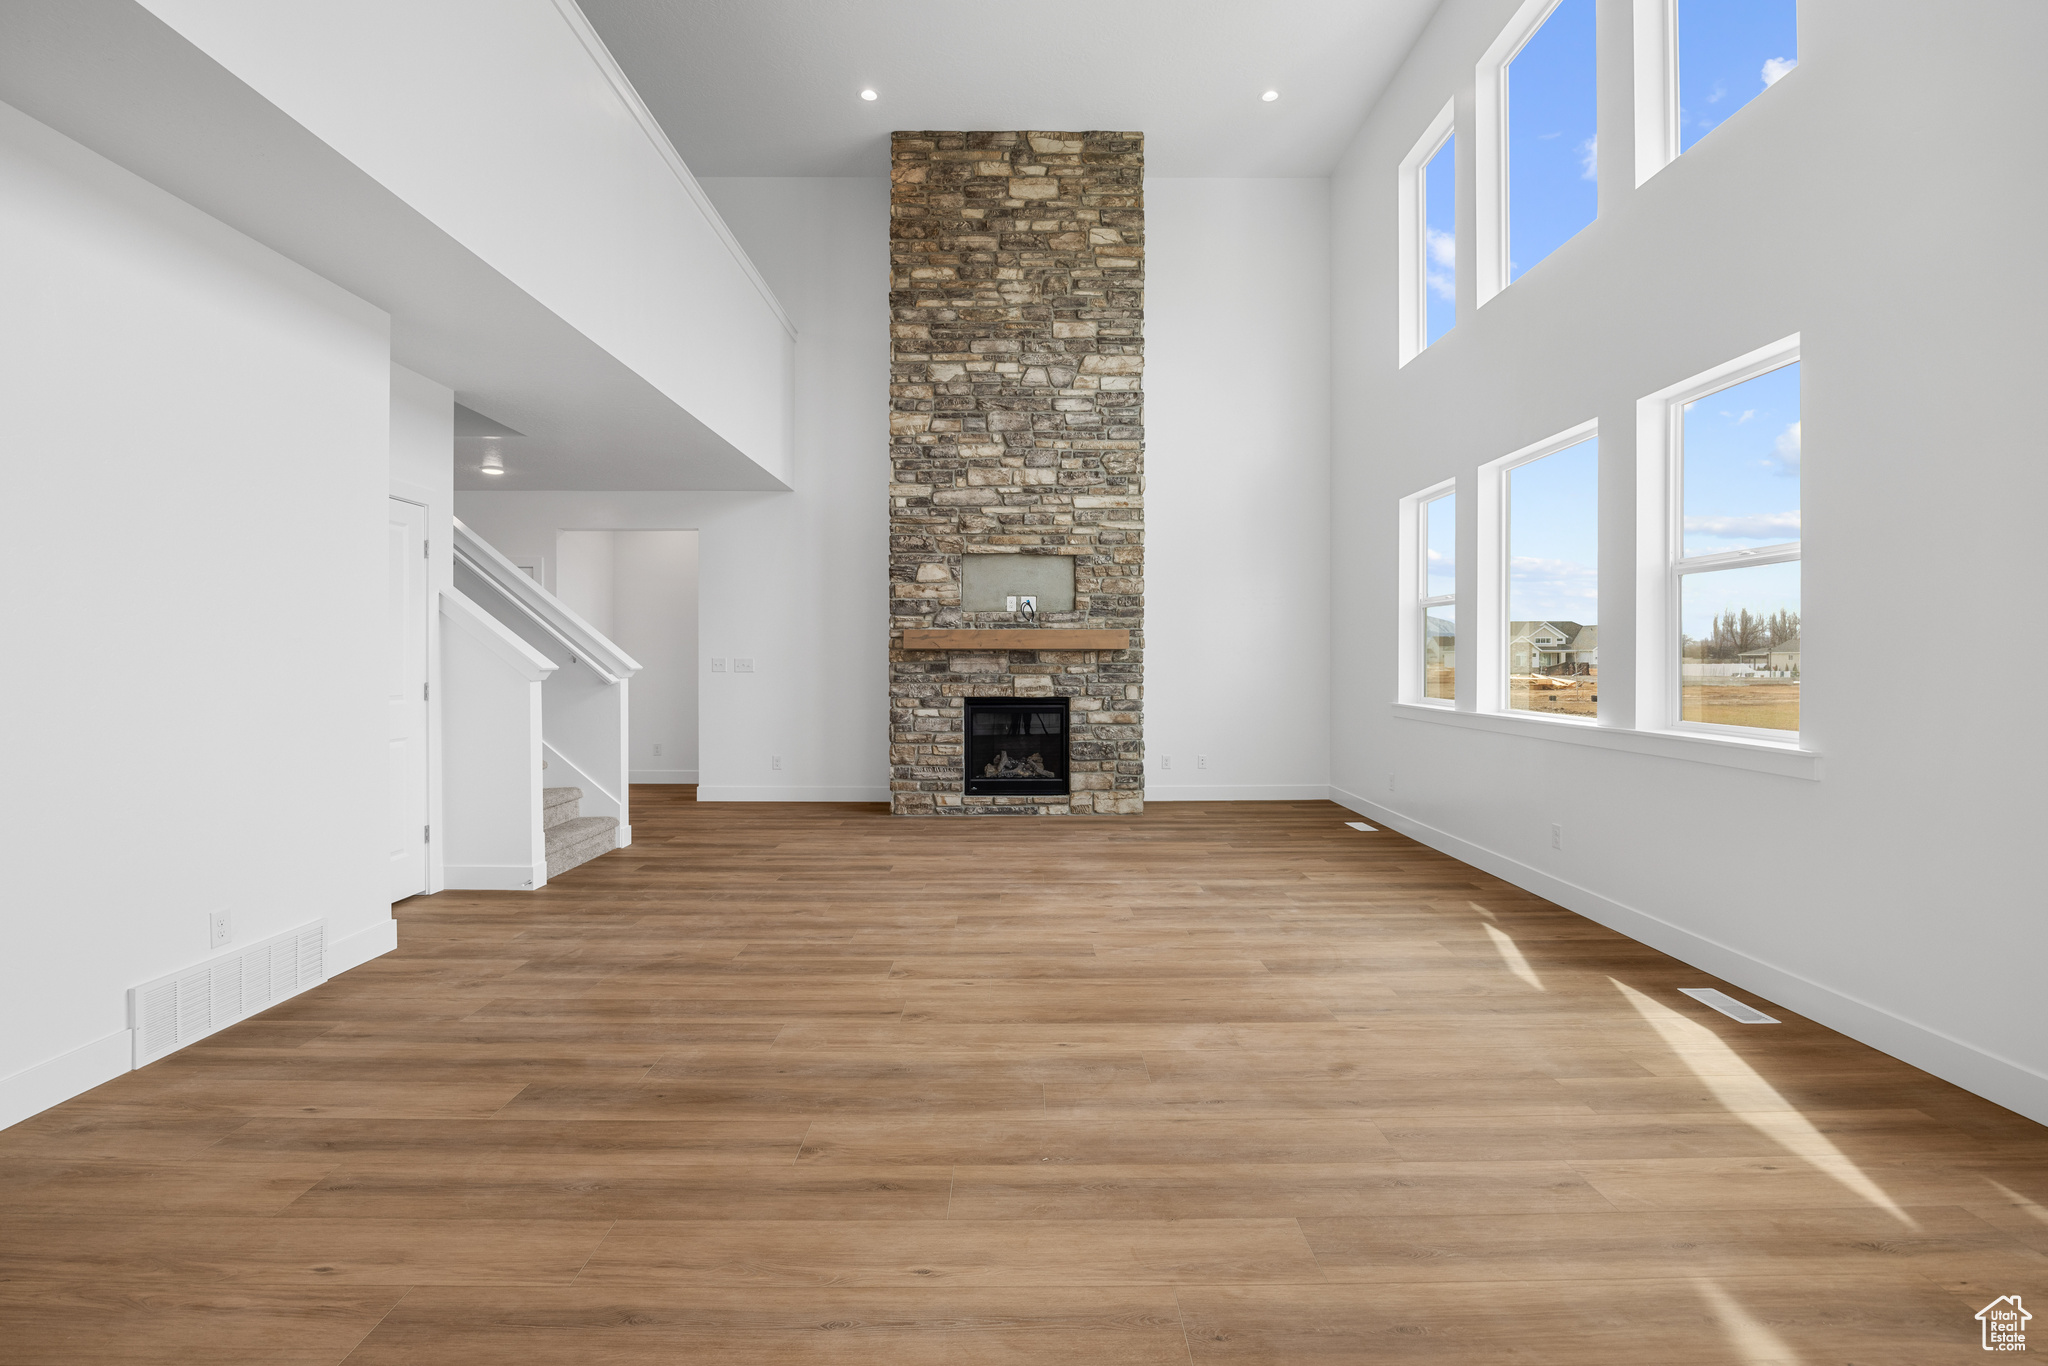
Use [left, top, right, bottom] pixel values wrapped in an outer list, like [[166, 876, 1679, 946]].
[[552, 530, 701, 789]]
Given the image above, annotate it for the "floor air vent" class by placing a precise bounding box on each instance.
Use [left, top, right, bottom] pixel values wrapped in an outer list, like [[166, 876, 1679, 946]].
[[129, 921, 326, 1066]]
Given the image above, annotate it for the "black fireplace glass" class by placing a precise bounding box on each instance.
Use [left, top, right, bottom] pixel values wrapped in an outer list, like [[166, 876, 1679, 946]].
[[964, 697, 1070, 795]]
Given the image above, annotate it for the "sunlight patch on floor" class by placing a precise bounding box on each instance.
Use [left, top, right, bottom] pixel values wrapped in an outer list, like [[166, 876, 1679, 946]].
[[1482, 923, 1545, 991], [1984, 1177, 2048, 1227], [1694, 1277, 1806, 1365], [1614, 979, 1917, 1227]]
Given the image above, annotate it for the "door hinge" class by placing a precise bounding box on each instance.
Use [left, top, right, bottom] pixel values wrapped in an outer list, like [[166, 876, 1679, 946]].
[[423, 681, 430, 701], [423, 539, 429, 558], [424, 824, 431, 844]]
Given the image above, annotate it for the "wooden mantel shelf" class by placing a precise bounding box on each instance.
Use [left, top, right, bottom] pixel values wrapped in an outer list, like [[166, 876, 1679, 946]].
[[901, 628, 1130, 651]]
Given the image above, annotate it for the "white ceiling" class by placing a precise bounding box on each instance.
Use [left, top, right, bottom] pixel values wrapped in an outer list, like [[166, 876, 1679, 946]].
[[579, 0, 1445, 178]]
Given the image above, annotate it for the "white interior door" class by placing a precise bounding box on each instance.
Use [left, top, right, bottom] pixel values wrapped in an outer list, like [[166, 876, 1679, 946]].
[[387, 497, 430, 901]]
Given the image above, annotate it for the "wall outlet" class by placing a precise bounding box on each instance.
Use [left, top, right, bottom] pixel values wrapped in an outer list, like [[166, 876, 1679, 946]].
[[209, 912, 231, 949], [772, 755, 782, 771], [1551, 823, 1563, 851], [1007, 596, 1018, 611], [1197, 754, 1208, 770], [651, 743, 663, 757], [1159, 755, 1171, 771], [710, 657, 727, 672], [734, 658, 755, 674], [1388, 774, 1396, 793]]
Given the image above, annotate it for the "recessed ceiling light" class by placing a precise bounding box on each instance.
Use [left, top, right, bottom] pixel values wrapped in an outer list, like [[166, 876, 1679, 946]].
[[1262, 90, 1280, 102], [860, 89, 878, 101]]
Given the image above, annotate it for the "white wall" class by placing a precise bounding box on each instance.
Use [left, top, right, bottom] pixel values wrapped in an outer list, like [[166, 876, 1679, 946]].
[[460, 177, 890, 801], [554, 530, 618, 638], [1147, 178, 1332, 799], [1330, 0, 2048, 1120], [614, 532, 701, 784], [0, 99, 393, 1126], [138, 0, 795, 483]]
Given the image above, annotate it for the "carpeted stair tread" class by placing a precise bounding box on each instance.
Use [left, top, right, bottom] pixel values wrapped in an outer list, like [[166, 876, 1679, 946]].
[[545, 815, 618, 880], [542, 786, 583, 829]]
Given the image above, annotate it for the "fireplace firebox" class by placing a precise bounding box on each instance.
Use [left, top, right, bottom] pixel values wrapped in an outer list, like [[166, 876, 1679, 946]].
[[963, 697, 1070, 796]]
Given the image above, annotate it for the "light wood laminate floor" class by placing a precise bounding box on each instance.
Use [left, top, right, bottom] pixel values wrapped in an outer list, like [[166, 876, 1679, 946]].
[[4, 789, 2044, 1363]]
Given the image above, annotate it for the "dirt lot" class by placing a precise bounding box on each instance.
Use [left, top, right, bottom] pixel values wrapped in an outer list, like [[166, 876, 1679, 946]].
[[1510, 675, 1598, 717], [1682, 681, 1800, 732]]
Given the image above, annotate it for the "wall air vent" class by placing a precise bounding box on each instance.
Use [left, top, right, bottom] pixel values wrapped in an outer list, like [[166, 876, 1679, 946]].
[[128, 921, 326, 1067]]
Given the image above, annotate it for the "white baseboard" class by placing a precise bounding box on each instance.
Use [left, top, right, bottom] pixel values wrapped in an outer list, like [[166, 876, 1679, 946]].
[[630, 768, 699, 784], [1330, 785, 2048, 1127], [443, 862, 548, 890], [1146, 783, 1333, 801], [697, 785, 891, 802], [327, 918, 398, 976], [0, 1029, 131, 1131]]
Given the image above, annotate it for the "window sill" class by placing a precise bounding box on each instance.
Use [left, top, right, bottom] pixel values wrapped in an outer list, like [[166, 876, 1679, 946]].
[[1391, 702, 1820, 780]]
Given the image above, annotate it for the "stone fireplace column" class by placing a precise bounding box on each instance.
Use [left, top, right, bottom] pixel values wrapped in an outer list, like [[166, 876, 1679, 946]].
[[888, 131, 1145, 816]]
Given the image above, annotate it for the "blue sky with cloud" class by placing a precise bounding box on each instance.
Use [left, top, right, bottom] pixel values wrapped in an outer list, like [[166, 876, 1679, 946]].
[[1509, 438, 1599, 624], [1425, 135, 1456, 344], [1680, 0, 1798, 151], [1508, 0, 1597, 282]]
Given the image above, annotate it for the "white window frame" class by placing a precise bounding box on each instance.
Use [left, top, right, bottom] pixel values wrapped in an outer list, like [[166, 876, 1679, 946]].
[[1632, 0, 1679, 185], [1474, 0, 1573, 309], [1397, 100, 1457, 366], [1633, 334, 1802, 742], [1477, 418, 1599, 722], [1398, 478, 1457, 706]]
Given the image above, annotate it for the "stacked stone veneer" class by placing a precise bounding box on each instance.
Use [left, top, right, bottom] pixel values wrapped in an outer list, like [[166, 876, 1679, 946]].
[[888, 131, 1144, 816]]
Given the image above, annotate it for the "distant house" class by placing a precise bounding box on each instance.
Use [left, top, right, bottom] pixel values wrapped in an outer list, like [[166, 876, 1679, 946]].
[[1769, 634, 1800, 672], [1509, 620, 1597, 674], [1424, 614, 1457, 668]]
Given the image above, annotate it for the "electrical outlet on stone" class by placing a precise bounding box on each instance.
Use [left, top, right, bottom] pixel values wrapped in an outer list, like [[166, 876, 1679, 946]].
[[1551, 823, 1563, 851], [209, 912, 231, 949]]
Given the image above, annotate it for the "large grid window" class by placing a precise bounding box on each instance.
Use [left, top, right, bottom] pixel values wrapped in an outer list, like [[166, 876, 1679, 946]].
[[1421, 489, 1457, 701], [1674, 357, 1801, 733]]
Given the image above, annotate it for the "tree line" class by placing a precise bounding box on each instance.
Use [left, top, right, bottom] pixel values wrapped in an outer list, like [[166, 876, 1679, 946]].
[[1682, 608, 1798, 661]]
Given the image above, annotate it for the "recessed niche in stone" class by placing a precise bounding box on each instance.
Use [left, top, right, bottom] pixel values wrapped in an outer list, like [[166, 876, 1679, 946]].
[[960, 554, 1076, 613]]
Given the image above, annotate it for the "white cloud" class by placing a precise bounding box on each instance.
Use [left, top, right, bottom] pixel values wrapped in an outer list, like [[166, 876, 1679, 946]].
[[1761, 56, 1797, 86], [1427, 547, 1456, 574], [1706, 81, 1728, 105], [1427, 227, 1456, 269], [1683, 511, 1800, 540], [1509, 556, 1598, 615], [1579, 135, 1598, 180], [1719, 408, 1756, 425], [1426, 270, 1455, 302], [1764, 420, 1800, 476]]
